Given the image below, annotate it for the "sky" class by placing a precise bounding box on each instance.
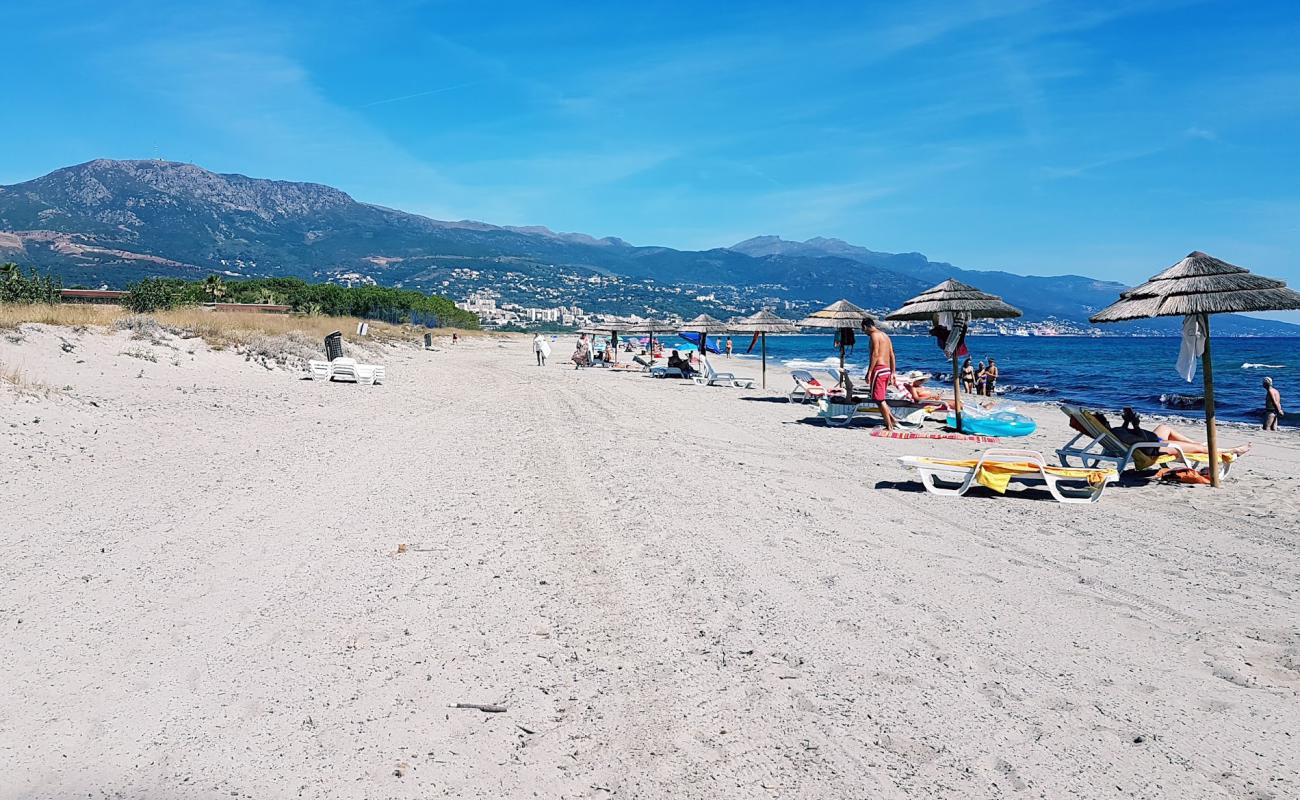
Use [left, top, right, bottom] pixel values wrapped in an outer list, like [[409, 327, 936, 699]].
[[5, 0, 1300, 319]]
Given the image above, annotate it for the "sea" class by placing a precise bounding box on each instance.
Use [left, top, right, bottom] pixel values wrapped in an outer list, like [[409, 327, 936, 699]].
[[719, 334, 1298, 428]]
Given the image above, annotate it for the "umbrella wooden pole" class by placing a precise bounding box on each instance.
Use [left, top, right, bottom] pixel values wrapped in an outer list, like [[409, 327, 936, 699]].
[[1202, 315, 1220, 488], [951, 353, 964, 433]]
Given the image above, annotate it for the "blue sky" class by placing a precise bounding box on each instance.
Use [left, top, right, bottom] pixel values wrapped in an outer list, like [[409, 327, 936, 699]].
[[5, 0, 1300, 318]]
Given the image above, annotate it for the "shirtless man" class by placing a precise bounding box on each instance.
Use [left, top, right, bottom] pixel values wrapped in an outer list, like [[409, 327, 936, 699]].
[[1263, 377, 1284, 430], [863, 317, 897, 430]]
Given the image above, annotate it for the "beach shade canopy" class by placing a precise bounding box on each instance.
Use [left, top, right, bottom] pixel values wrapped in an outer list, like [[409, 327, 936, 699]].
[[796, 299, 873, 329], [678, 314, 732, 334], [729, 309, 799, 334], [678, 315, 730, 371], [797, 299, 873, 385], [623, 318, 674, 333], [886, 280, 1022, 433], [729, 310, 798, 390], [1090, 251, 1300, 487], [885, 279, 1022, 321], [1089, 251, 1300, 321]]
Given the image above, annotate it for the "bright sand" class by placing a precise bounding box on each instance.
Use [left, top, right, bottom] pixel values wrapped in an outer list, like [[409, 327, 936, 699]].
[[2, 324, 1299, 799]]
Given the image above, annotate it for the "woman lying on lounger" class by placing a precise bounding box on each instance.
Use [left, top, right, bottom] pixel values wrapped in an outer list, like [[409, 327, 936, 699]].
[[1097, 409, 1251, 457]]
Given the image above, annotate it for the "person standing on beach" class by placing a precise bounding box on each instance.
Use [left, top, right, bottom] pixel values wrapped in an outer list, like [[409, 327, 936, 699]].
[[863, 317, 897, 430], [1263, 377, 1283, 430], [725, 337, 734, 358], [961, 358, 975, 394], [986, 358, 999, 396], [532, 333, 549, 366]]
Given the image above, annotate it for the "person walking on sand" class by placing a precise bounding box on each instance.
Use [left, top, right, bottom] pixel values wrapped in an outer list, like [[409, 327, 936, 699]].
[[863, 317, 897, 430], [532, 333, 550, 366], [986, 358, 999, 396], [961, 358, 975, 395], [1263, 377, 1284, 430]]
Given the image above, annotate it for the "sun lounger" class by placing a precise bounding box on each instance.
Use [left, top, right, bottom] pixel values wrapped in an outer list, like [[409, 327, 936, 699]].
[[650, 366, 685, 378], [1055, 404, 1234, 479], [899, 449, 1118, 503], [816, 398, 928, 428], [692, 359, 756, 388], [307, 357, 385, 385], [788, 370, 833, 403]]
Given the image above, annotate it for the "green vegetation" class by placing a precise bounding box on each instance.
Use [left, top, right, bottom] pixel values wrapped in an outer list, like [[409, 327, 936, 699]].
[[0, 264, 478, 328], [0, 262, 62, 304], [125, 277, 183, 312], [120, 275, 479, 328]]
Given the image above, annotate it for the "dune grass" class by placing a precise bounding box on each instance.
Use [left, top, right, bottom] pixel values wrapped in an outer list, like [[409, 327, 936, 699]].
[[0, 303, 482, 371]]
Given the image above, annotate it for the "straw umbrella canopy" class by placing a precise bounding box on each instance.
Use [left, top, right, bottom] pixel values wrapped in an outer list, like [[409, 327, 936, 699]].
[[729, 309, 797, 389], [581, 320, 633, 362], [678, 314, 731, 368], [622, 318, 673, 363], [1090, 251, 1300, 487], [797, 299, 873, 385], [886, 280, 1021, 433]]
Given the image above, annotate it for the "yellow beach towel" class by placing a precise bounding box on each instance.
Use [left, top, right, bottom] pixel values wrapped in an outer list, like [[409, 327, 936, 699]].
[[920, 458, 1116, 494], [1132, 448, 1238, 471]]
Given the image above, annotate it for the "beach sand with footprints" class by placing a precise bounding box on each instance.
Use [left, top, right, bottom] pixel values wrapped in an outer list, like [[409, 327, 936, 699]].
[[3, 323, 1299, 798]]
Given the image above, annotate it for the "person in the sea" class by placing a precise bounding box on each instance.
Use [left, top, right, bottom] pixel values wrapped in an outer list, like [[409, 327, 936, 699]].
[[667, 349, 696, 378], [986, 358, 999, 396], [863, 317, 897, 430], [1263, 377, 1283, 430], [961, 358, 975, 395], [974, 361, 987, 396], [1099, 409, 1252, 458]]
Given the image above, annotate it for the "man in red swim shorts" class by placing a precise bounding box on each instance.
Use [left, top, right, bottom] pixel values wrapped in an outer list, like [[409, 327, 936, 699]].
[[863, 317, 897, 430]]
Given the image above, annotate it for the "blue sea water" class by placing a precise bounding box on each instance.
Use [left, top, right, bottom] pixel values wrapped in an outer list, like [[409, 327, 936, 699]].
[[718, 334, 1299, 427]]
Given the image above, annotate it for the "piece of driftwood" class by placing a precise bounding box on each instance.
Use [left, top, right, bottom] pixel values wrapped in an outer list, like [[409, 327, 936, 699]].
[[452, 703, 507, 713]]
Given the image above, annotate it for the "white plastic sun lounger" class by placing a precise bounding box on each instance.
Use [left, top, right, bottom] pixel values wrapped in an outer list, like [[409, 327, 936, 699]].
[[899, 449, 1118, 504], [1055, 403, 1233, 479], [692, 359, 756, 388], [308, 357, 385, 385], [788, 370, 833, 403], [650, 366, 685, 378], [816, 398, 926, 428]]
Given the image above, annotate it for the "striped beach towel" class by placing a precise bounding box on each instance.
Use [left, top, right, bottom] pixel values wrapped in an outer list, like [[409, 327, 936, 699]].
[[870, 430, 998, 443]]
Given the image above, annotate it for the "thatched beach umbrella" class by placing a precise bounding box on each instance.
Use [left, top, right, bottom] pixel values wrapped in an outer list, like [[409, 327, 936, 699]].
[[679, 314, 731, 368], [797, 299, 873, 386], [623, 318, 673, 364], [1090, 251, 1300, 487], [729, 309, 798, 389], [582, 321, 634, 363], [886, 280, 1021, 433]]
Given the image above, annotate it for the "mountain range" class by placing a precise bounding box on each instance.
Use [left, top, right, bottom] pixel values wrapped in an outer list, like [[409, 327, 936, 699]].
[[1, 159, 1295, 335]]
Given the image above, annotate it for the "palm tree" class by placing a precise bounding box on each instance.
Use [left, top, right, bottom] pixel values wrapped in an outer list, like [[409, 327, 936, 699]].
[[257, 288, 279, 305], [202, 274, 226, 302]]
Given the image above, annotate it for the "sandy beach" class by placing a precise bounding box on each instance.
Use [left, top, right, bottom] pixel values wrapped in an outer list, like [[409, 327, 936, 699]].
[[2, 322, 1299, 799]]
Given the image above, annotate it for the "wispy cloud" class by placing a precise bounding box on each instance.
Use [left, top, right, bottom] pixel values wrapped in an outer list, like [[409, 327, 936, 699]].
[[358, 81, 481, 108]]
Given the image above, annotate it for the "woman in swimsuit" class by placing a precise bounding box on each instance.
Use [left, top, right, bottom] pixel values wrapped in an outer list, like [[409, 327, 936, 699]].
[[1099, 410, 1251, 457]]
